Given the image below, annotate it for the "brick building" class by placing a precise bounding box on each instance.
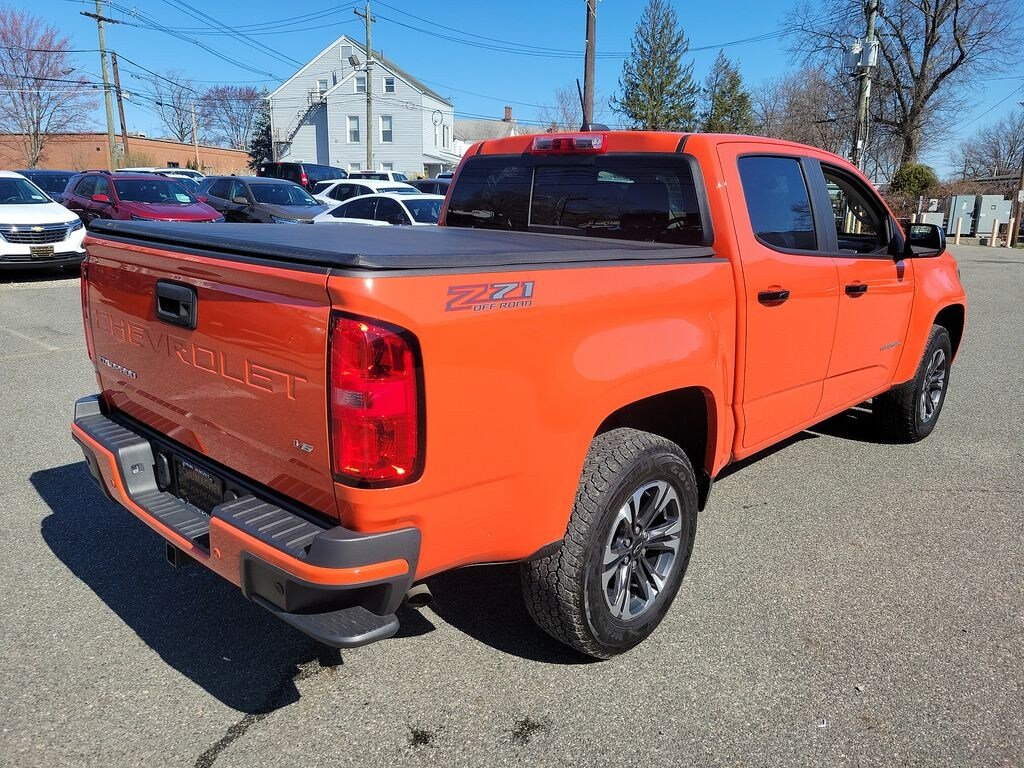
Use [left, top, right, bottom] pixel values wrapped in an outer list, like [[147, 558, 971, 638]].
[[0, 133, 249, 174]]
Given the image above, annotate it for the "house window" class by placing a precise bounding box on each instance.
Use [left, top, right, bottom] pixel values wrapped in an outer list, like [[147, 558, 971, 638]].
[[347, 115, 360, 143], [355, 75, 366, 94], [382, 162, 394, 171], [380, 115, 393, 143], [316, 78, 329, 92], [349, 162, 361, 172], [434, 123, 440, 146], [383, 76, 395, 93], [443, 124, 450, 148], [340, 45, 352, 61]]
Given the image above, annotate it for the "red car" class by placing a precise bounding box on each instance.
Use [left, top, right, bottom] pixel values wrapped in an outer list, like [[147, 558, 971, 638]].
[[63, 170, 223, 226]]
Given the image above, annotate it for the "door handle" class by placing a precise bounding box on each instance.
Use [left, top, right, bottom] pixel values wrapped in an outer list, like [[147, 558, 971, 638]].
[[845, 283, 869, 296], [757, 288, 790, 305], [155, 280, 197, 330]]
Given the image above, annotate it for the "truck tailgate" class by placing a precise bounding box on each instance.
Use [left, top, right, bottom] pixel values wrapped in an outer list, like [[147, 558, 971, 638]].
[[83, 234, 338, 519]]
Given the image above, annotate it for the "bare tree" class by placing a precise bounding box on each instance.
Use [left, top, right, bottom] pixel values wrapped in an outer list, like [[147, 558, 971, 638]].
[[951, 109, 1024, 181], [538, 84, 610, 132], [0, 6, 96, 167], [792, 0, 1022, 166], [150, 70, 202, 143], [753, 67, 851, 153], [200, 85, 262, 149]]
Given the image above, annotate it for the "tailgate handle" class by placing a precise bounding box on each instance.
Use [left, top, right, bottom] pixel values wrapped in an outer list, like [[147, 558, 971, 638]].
[[155, 281, 197, 330]]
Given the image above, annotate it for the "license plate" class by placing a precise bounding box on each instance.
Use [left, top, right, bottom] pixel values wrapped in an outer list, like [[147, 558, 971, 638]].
[[174, 458, 224, 514], [30, 245, 55, 259]]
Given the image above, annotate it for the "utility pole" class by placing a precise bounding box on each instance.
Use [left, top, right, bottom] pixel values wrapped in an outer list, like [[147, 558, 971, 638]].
[[110, 52, 129, 163], [583, 0, 597, 128], [355, 1, 375, 170], [850, 0, 879, 171], [191, 102, 200, 168], [83, 0, 119, 169], [1012, 101, 1024, 248]]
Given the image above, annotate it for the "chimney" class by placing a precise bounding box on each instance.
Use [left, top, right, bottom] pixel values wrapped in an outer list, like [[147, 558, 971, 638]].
[[503, 106, 512, 122]]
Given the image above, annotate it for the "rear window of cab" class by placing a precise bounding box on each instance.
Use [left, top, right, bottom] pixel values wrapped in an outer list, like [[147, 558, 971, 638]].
[[445, 155, 706, 246]]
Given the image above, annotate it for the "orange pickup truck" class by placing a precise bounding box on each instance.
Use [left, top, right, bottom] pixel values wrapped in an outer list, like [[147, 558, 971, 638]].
[[71, 132, 966, 658]]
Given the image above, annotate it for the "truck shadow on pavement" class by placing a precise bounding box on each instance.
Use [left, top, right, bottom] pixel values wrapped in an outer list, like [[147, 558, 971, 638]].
[[31, 461, 434, 714]]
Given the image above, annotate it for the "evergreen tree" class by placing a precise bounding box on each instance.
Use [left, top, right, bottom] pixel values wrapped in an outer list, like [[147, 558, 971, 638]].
[[699, 51, 756, 134], [612, 0, 698, 131], [247, 93, 272, 170]]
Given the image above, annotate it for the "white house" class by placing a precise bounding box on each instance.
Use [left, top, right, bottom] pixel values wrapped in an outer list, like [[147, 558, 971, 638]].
[[268, 35, 461, 177]]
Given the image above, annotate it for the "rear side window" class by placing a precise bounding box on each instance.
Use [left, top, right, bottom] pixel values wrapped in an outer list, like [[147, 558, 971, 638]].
[[337, 196, 377, 219], [737, 156, 816, 251], [208, 179, 231, 199], [330, 184, 355, 201], [445, 155, 705, 245], [75, 176, 96, 197]]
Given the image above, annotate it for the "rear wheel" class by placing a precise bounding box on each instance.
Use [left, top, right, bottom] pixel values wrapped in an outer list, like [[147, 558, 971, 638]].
[[521, 428, 698, 658], [875, 325, 952, 443]]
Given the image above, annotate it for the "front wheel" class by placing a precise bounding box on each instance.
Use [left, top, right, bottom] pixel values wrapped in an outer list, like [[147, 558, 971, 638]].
[[874, 325, 952, 443], [521, 428, 698, 658]]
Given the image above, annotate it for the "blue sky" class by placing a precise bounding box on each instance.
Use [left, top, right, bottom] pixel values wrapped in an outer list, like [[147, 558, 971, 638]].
[[27, 0, 1024, 176]]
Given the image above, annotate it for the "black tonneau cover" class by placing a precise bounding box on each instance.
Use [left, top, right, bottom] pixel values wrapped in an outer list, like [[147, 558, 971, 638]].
[[87, 220, 715, 271]]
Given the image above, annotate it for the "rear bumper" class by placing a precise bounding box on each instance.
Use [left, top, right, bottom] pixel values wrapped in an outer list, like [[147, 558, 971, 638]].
[[71, 395, 420, 648]]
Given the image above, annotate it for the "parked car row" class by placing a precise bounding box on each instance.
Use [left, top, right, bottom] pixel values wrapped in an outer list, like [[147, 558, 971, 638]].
[[2, 161, 452, 272]]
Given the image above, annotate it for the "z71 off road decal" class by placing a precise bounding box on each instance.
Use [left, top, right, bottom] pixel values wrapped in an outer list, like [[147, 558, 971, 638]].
[[445, 281, 535, 312]]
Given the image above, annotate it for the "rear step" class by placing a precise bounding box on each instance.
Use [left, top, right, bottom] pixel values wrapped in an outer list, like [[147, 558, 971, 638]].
[[74, 412, 211, 545], [251, 597, 400, 648]]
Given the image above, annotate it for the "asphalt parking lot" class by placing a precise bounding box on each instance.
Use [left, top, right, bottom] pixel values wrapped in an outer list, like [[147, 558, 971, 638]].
[[1, 243, 1021, 768]]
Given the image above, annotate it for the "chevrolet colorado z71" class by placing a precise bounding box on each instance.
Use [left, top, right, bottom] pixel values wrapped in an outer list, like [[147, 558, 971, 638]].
[[71, 132, 967, 658]]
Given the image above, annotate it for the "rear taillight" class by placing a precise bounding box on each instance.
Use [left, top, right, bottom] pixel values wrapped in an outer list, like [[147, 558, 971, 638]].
[[80, 255, 95, 361], [329, 314, 422, 486], [300, 171, 309, 188]]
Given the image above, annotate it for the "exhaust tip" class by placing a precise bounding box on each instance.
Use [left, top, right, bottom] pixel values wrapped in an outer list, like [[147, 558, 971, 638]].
[[404, 583, 432, 609]]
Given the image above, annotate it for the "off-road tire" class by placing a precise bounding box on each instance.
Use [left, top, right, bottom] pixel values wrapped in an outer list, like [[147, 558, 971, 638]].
[[521, 428, 698, 659], [874, 324, 952, 443]]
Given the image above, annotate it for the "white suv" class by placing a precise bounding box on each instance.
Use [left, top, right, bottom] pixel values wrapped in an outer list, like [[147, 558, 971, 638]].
[[0, 171, 86, 271]]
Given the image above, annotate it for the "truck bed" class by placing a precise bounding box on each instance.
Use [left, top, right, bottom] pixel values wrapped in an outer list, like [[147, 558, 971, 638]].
[[88, 220, 716, 271]]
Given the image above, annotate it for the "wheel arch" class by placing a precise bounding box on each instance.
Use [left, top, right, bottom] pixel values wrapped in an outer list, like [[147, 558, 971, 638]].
[[935, 303, 965, 359], [594, 386, 717, 509]]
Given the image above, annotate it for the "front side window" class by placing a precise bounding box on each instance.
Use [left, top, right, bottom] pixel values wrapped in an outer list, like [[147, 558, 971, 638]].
[[348, 116, 359, 143], [822, 165, 888, 254], [27, 173, 73, 194], [93, 176, 110, 198], [404, 198, 443, 224], [229, 180, 248, 201], [355, 75, 366, 94], [383, 76, 395, 93], [329, 184, 354, 201], [374, 197, 407, 224], [737, 156, 816, 251], [380, 116, 393, 143], [446, 155, 705, 246]]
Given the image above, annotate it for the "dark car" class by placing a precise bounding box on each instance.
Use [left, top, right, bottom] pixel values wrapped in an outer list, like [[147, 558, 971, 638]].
[[409, 178, 451, 196], [197, 176, 327, 223], [256, 161, 347, 193], [16, 169, 76, 204], [63, 171, 223, 226]]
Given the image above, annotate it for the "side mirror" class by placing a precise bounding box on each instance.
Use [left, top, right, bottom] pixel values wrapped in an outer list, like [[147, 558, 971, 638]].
[[905, 223, 946, 258], [91, 193, 111, 205], [231, 195, 250, 206], [196, 195, 209, 203]]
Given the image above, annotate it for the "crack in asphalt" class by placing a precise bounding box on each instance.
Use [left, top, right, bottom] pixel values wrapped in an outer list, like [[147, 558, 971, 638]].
[[193, 650, 342, 768]]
